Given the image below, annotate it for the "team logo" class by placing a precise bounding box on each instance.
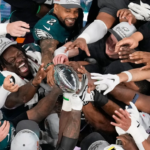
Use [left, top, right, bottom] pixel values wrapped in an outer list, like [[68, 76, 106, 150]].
[[66, 0, 80, 4], [35, 29, 53, 40]]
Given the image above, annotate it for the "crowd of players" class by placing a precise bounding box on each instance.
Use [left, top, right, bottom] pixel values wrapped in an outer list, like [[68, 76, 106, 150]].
[[0, 0, 150, 149]]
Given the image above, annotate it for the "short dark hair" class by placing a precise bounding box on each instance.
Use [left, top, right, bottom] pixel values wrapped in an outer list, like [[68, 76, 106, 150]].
[[0, 44, 26, 71], [135, 80, 150, 95]]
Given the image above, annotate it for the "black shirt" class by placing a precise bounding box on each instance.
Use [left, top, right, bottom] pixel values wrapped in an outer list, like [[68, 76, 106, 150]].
[[87, 0, 140, 24], [4, 0, 40, 28]]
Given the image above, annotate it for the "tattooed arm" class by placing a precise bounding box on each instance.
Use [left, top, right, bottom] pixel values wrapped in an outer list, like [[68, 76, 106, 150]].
[[40, 39, 59, 86]]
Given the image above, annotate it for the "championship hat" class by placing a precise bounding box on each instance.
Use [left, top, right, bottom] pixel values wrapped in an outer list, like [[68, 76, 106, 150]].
[[0, 121, 15, 150], [53, 0, 82, 9], [108, 22, 137, 41], [0, 38, 17, 56], [11, 120, 40, 150], [81, 132, 124, 150]]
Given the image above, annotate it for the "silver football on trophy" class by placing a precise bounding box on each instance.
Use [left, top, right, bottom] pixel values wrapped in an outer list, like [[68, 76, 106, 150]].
[[54, 64, 79, 93]]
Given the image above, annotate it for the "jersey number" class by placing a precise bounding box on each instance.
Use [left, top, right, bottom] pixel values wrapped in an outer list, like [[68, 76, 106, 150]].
[[47, 19, 57, 26]]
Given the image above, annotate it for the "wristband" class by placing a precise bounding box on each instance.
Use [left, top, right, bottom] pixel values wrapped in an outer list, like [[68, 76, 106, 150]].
[[54, 46, 68, 57], [44, 62, 53, 71], [122, 71, 132, 82], [62, 93, 72, 111]]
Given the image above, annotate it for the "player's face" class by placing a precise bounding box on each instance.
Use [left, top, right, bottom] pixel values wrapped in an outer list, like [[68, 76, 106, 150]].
[[105, 34, 119, 59], [55, 5, 79, 28], [2, 46, 30, 77]]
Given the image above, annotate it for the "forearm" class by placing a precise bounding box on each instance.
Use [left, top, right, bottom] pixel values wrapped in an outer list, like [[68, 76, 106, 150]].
[[110, 85, 150, 113], [83, 103, 115, 133], [63, 110, 81, 139], [27, 86, 62, 122], [78, 19, 107, 44], [102, 100, 120, 116], [6, 81, 38, 108], [118, 68, 150, 83], [40, 39, 59, 64], [68, 49, 79, 58]]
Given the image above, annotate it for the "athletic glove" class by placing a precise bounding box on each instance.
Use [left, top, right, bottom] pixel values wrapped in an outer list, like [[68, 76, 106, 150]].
[[128, 1, 150, 21], [93, 90, 108, 108], [91, 73, 120, 95]]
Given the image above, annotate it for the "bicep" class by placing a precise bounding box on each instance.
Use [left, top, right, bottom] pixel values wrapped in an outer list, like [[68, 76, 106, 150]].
[[96, 12, 116, 29]]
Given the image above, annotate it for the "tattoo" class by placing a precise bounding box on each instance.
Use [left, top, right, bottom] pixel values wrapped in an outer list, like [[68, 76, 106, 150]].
[[63, 110, 81, 139], [40, 39, 59, 64]]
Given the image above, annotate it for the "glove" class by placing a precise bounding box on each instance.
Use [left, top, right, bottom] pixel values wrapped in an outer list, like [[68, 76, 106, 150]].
[[94, 90, 108, 108], [128, 1, 150, 21], [71, 74, 89, 110], [91, 73, 120, 95], [116, 102, 140, 136]]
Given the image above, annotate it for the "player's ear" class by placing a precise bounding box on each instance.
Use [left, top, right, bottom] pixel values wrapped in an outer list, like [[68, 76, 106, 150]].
[[54, 4, 59, 13]]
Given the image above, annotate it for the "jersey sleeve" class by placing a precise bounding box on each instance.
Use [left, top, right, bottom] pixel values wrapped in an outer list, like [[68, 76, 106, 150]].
[[98, 0, 129, 18]]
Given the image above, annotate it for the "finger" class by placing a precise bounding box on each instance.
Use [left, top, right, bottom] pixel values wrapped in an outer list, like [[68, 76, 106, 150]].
[[0, 121, 7, 131], [91, 73, 103, 76], [3, 121, 10, 132], [127, 14, 133, 25], [121, 59, 135, 63], [117, 10, 122, 17], [112, 115, 122, 123], [119, 55, 129, 59], [60, 57, 65, 64], [84, 46, 90, 56], [110, 122, 120, 127], [16, 27, 30, 33], [119, 108, 129, 118], [11, 85, 19, 92], [140, 65, 150, 71], [114, 110, 125, 119], [119, 10, 125, 19], [53, 58, 57, 65], [58, 56, 63, 64], [18, 21, 30, 28]]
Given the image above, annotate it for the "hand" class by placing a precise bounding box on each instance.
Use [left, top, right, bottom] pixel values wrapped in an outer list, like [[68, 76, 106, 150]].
[[3, 75, 19, 92], [0, 121, 10, 142], [91, 73, 120, 95], [32, 63, 46, 86], [126, 102, 140, 122], [53, 54, 69, 65], [78, 66, 96, 91], [129, 1, 150, 21], [7, 21, 30, 37], [117, 9, 137, 25], [111, 108, 131, 131], [129, 51, 150, 70], [117, 134, 138, 150], [46, 64, 55, 86], [65, 38, 90, 56], [115, 37, 139, 54], [118, 46, 136, 63]]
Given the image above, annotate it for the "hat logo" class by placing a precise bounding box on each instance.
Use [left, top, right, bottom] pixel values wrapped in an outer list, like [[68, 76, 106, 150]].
[[122, 27, 129, 32], [115, 27, 126, 38], [66, 0, 80, 4]]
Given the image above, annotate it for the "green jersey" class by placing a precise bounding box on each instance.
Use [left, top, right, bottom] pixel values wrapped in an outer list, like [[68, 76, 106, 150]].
[[33, 9, 83, 45], [33, 9, 72, 44]]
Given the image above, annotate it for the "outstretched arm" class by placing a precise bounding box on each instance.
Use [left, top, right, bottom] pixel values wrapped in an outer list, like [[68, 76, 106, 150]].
[[40, 39, 59, 86]]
